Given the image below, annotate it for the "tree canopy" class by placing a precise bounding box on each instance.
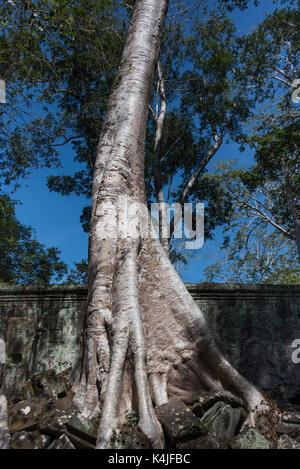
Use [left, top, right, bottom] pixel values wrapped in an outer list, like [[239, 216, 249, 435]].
[[0, 0, 299, 284], [0, 194, 67, 283]]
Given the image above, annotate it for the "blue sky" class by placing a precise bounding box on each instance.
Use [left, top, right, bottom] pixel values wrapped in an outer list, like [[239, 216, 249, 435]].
[[12, 0, 279, 283]]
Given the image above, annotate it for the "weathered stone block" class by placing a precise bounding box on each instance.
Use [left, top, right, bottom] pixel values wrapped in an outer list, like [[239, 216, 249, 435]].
[[200, 401, 243, 446], [48, 434, 75, 449], [282, 411, 300, 425], [66, 432, 95, 449], [156, 399, 206, 446], [0, 430, 10, 450], [65, 414, 98, 445], [230, 426, 270, 449], [177, 435, 222, 449], [277, 411, 300, 439], [22, 369, 69, 400], [4, 317, 37, 402], [37, 404, 97, 449], [110, 427, 151, 449], [10, 431, 52, 449], [277, 421, 300, 438], [8, 395, 57, 433], [38, 411, 71, 438], [55, 395, 78, 414], [193, 391, 244, 418]]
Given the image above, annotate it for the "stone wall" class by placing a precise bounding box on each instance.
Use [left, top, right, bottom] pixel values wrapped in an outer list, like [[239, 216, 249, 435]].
[[0, 283, 299, 407]]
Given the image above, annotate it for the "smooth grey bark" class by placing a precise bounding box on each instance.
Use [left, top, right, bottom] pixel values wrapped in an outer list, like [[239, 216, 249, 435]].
[[152, 61, 169, 255], [178, 133, 223, 206], [73, 0, 280, 449], [74, 0, 169, 448]]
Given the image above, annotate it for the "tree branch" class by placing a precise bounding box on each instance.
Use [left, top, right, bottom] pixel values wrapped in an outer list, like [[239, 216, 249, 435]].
[[239, 197, 294, 240], [152, 60, 169, 254], [178, 133, 222, 205], [49, 135, 84, 147]]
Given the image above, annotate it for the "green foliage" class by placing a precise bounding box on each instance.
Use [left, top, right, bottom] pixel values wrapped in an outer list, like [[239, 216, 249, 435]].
[[0, 0, 298, 282], [181, 10, 252, 143], [145, 9, 255, 263], [125, 410, 139, 429], [204, 158, 299, 284], [245, 121, 300, 238], [1, 1, 257, 239], [66, 259, 88, 284], [218, 0, 296, 11], [205, 157, 298, 245], [205, 227, 300, 284], [237, 2, 299, 102], [0, 0, 126, 190], [0, 194, 67, 284]]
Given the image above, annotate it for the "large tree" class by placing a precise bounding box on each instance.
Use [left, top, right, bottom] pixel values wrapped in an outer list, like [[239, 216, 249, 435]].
[[247, 122, 300, 258], [0, 194, 67, 284], [71, 0, 279, 449]]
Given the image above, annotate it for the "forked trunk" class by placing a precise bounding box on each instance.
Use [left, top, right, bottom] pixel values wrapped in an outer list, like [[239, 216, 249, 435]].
[[73, 0, 279, 449]]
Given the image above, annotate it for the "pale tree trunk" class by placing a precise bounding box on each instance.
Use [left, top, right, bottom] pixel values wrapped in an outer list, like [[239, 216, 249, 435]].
[[73, 0, 279, 449], [152, 61, 169, 255]]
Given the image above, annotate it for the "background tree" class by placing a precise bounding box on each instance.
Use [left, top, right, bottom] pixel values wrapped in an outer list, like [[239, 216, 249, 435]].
[[237, 2, 299, 101], [202, 156, 299, 280], [200, 2, 300, 279], [236, 0, 300, 258], [66, 259, 88, 284], [247, 121, 300, 258], [130, 7, 254, 265], [205, 223, 300, 284], [0, 0, 126, 191], [0, 0, 126, 284], [0, 194, 67, 284]]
